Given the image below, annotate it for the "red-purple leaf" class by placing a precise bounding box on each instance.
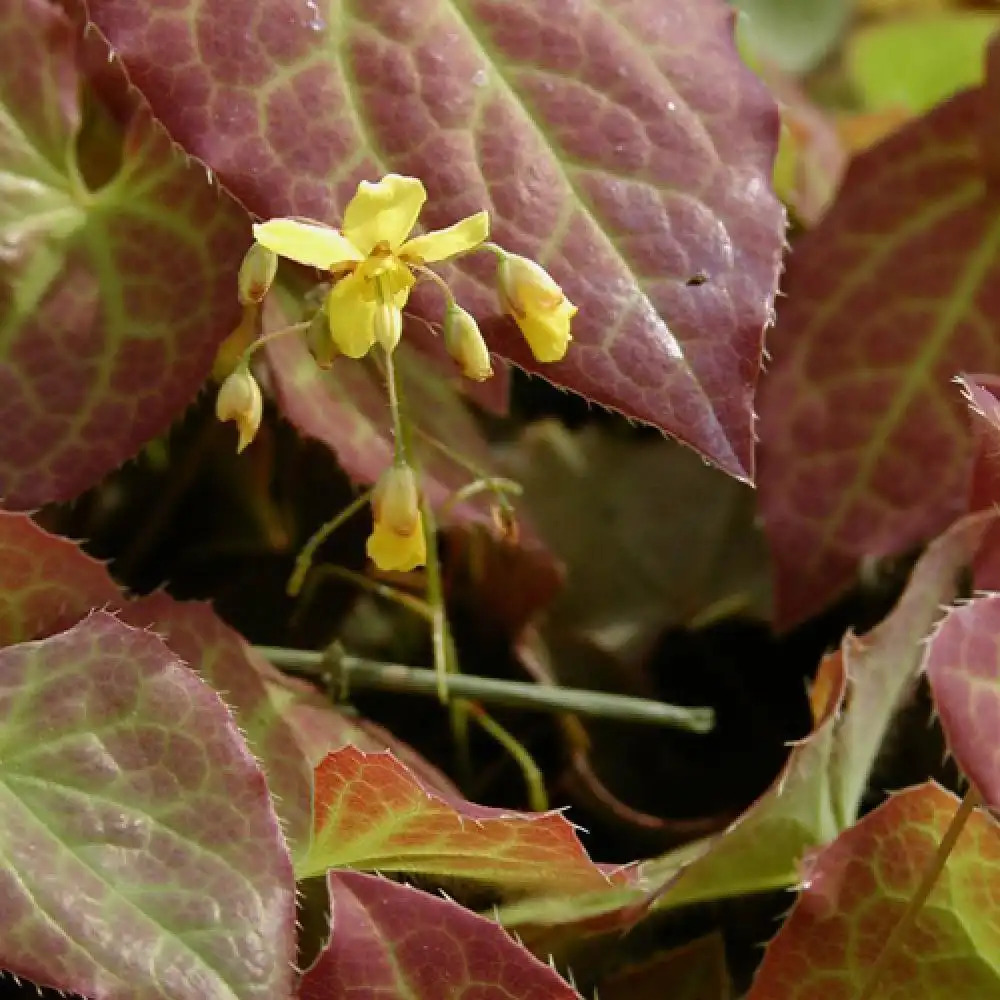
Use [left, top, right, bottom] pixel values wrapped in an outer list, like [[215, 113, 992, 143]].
[[0, 612, 296, 1000], [956, 374, 1000, 588], [83, 0, 785, 480], [924, 593, 1000, 811], [301, 871, 582, 1000], [0, 511, 359, 861], [0, 512, 120, 645], [747, 783, 1000, 1000], [757, 74, 1000, 625], [303, 746, 613, 895], [0, 0, 249, 507], [122, 593, 319, 857]]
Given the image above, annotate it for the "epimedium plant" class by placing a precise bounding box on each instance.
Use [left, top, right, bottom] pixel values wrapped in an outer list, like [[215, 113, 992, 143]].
[[5, 0, 1000, 999]]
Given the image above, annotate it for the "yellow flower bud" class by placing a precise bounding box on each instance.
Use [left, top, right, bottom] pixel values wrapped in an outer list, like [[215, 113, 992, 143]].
[[496, 251, 577, 363], [306, 306, 338, 369], [373, 301, 403, 353], [215, 368, 262, 453], [237, 242, 278, 305], [366, 463, 427, 572], [443, 303, 493, 381]]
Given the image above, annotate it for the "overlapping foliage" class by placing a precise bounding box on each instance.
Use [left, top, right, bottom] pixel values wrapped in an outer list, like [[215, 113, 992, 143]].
[[5, 0, 1000, 997]]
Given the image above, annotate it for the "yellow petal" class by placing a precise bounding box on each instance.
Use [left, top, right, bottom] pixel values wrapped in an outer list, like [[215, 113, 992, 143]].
[[399, 211, 490, 264], [343, 174, 426, 255], [366, 514, 427, 572], [252, 219, 362, 269], [515, 298, 577, 363], [326, 273, 377, 358]]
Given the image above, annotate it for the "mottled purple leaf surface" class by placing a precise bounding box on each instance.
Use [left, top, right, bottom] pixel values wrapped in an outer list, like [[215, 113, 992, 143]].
[[82, 0, 785, 479], [0, 0, 249, 506], [757, 73, 1000, 625], [301, 871, 582, 1000], [924, 593, 1000, 812], [0, 612, 295, 1000]]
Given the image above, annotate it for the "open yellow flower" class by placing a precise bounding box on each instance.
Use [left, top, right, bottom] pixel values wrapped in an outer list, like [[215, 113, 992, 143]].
[[253, 175, 489, 359], [366, 463, 427, 572], [497, 251, 577, 363]]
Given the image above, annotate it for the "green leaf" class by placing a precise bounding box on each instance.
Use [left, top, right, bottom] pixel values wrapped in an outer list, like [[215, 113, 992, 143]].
[[848, 13, 999, 114], [0, 0, 249, 507], [735, 0, 850, 73], [0, 612, 295, 1000]]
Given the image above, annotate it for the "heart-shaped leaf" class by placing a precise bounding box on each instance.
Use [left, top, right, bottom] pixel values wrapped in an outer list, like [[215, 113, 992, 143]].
[[301, 872, 583, 1000], [0, 612, 296, 1000], [757, 59, 1000, 625], [83, 0, 786, 480], [747, 782, 1000, 999], [0, 0, 249, 507]]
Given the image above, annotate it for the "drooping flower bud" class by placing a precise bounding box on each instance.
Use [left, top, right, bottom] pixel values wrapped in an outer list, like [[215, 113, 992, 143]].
[[443, 302, 493, 381], [366, 463, 426, 572], [215, 367, 263, 453], [237, 242, 278, 305], [306, 305, 338, 369], [496, 250, 576, 363], [373, 301, 403, 353]]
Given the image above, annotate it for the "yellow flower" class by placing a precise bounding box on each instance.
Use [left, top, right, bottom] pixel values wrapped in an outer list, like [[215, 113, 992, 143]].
[[253, 175, 489, 359], [216, 368, 262, 453], [443, 302, 493, 381], [496, 251, 577, 363], [366, 463, 427, 572]]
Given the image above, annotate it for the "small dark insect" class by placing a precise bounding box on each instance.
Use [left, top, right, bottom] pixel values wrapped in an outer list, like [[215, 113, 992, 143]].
[[685, 271, 709, 287]]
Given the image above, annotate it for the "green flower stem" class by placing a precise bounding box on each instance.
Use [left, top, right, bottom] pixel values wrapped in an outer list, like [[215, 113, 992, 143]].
[[238, 319, 309, 368], [254, 644, 715, 733], [468, 702, 548, 811], [413, 264, 456, 305], [382, 345, 409, 464], [287, 489, 373, 597]]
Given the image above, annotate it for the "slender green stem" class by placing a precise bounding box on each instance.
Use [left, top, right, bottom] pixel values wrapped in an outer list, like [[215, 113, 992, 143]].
[[382, 346, 409, 464], [413, 426, 520, 520], [468, 703, 548, 811], [857, 785, 982, 1000], [441, 477, 522, 521], [413, 264, 456, 306], [287, 490, 373, 597], [238, 320, 309, 368], [254, 644, 715, 732]]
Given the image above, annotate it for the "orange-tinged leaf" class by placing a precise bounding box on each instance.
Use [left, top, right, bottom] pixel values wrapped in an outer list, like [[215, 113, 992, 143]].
[[302, 746, 613, 895], [747, 783, 1000, 999], [757, 72, 1000, 626]]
